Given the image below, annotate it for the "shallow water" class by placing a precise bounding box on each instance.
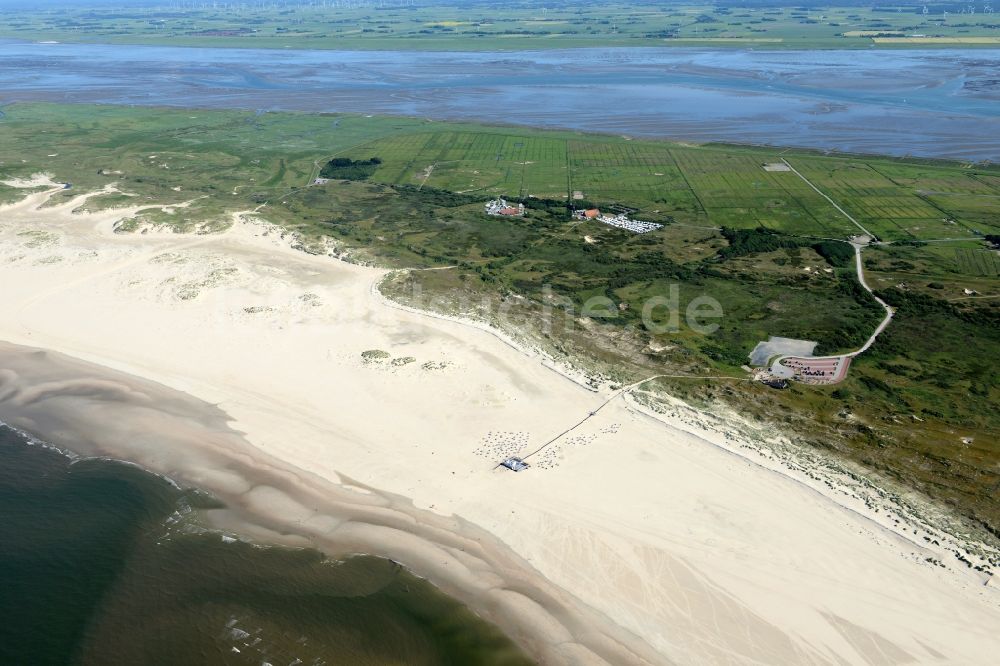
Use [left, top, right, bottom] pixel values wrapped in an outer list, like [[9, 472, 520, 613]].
[[0, 426, 532, 665], [0, 42, 998, 159]]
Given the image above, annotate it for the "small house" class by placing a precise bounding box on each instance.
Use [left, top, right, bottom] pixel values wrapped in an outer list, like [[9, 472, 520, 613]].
[[501, 457, 530, 472]]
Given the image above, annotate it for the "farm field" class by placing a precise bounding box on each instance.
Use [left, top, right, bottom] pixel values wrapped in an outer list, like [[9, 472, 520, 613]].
[[3, 102, 998, 275], [4, 101, 998, 274], [955, 248, 1000, 277], [1, 1, 999, 51], [346, 128, 1000, 242]]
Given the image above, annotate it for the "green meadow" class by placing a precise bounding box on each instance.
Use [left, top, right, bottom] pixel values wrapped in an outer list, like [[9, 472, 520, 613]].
[[346, 128, 1000, 241], [2, 2, 999, 50], [1, 102, 997, 540]]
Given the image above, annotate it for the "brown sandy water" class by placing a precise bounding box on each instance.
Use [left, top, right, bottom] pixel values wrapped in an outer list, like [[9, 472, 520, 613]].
[[0, 425, 533, 665]]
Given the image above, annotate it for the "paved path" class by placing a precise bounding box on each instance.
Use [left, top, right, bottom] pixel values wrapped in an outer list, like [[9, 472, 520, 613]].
[[769, 162, 896, 383], [848, 243, 895, 356], [781, 158, 876, 239]]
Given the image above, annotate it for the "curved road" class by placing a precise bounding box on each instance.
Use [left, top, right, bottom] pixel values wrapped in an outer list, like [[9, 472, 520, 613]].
[[769, 162, 896, 380]]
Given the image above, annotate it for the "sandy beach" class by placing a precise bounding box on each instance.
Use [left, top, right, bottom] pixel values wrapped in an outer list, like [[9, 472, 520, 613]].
[[1, 179, 999, 665]]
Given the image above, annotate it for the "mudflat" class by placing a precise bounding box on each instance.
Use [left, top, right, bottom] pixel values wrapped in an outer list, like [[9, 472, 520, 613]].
[[0, 44, 998, 160]]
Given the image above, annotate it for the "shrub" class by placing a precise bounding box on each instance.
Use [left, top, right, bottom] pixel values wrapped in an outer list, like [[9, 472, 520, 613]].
[[811, 240, 854, 267], [718, 227, 803, 259], [319, 157, 382, 181]]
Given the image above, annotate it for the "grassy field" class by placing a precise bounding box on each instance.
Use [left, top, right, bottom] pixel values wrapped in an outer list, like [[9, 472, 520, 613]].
[[344, 128, 1000, 242], [1, 1, 999, 51], [955, 247, 1000, 277], [1, 102, 997, 541]]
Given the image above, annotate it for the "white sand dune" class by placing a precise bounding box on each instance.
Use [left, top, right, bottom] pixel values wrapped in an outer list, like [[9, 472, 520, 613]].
[[1, 188, 998, 665]]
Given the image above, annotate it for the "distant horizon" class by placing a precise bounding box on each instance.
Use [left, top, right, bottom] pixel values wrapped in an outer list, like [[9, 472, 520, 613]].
[[0, 0, 899, 8]]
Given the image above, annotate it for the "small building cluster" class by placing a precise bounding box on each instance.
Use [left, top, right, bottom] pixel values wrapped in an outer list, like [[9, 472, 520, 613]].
[[575, 208, 662, 234], [500, 456, 530, 472], [771, 355, 853, 385], [751, 368, 788, 389], [485, 198, 525, 217]]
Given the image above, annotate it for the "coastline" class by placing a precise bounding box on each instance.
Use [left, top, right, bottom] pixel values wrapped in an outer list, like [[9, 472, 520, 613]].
[[0, 423, 538, 665], [0, 341, 653, 665], [2, 181, 1000, 664]]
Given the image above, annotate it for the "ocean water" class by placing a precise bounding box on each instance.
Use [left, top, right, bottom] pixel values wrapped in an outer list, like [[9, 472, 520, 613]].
[[0, 425, 532, 666], [0, 42, 998, 160]]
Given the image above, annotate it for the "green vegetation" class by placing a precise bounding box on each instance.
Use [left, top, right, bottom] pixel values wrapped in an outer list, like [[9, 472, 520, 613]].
[[717, 227, 803, 259], [1, 101, 997, 538], [343, 130, 1000, 242], [811, 240, 856, 267], [955, 247, 1000, 277], [361, 349, 391, 363], [2, 1, 999, 50], [319, 156, 382, 181]]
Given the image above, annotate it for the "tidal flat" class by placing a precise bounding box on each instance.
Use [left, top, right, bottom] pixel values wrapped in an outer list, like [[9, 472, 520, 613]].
[[1, 43, 998, 160]]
